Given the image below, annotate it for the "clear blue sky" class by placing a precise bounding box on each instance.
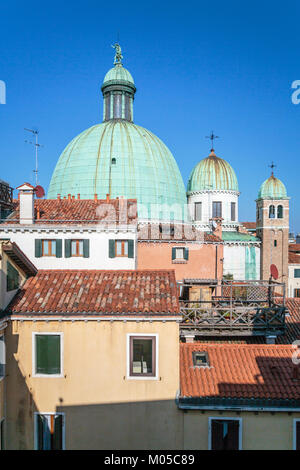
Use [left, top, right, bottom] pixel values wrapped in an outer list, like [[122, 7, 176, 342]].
[[1, 0, 299, 231]]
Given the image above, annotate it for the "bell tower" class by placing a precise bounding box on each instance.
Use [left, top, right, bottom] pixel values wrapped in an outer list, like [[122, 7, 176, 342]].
[[256, 167, 289, 289]]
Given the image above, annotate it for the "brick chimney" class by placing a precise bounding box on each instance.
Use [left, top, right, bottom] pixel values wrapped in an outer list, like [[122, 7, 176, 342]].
[[16, 183, 35, 224], [210, 217, 223, 239]]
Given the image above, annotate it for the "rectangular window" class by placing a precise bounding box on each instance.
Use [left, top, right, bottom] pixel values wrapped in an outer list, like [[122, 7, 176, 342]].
[[231, 202, 236, 221], [35, 413, 64, 450], [129, 336, 156, 378], [295, 269, 300, 278], [115, 240, 129, 257], [71, 240, 84, 257], [212, 201, 222, 218], [274, 240, 277, 247], [34, 333, 62, 376], [210, 418, 241, 450], [6, 261, 19, 291], [172, 247, 189, 261], [42, 240, 57, 257], [193, 351, 209, 367], [295, 289, 300, 298], [194, 202, 202, 221]]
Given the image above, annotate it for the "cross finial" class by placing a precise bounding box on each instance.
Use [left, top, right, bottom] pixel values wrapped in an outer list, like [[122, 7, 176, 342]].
[[269, 161, 276, 176], [206, 131, 219, 151]]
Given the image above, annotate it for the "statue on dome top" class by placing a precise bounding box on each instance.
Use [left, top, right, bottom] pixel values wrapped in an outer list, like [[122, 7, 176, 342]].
[[112, 43, 123, 65]]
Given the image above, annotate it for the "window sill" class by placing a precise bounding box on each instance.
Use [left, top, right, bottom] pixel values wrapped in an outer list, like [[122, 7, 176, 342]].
[[172, 259, 188, 264], [32, 374, 64, 378]]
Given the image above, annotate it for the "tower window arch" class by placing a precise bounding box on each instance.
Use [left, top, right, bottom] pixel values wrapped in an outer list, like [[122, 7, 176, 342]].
[[277, 205, 283, 219], [269, 205, 275, 219]]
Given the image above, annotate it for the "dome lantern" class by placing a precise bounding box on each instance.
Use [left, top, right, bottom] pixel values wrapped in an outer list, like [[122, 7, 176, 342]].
[[101, 43, 136, 122]]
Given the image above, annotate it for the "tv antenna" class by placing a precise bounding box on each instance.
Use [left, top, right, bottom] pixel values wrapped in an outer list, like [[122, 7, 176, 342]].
[[24, 128, 43, 185]]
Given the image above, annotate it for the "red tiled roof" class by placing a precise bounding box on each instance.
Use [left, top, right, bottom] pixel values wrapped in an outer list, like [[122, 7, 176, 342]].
[[180, 343, 300, 401], [3, 198, 138, 225], [289, 244, 300, 253], [7, 269, 180, 315], [289, 252, 300, 264]]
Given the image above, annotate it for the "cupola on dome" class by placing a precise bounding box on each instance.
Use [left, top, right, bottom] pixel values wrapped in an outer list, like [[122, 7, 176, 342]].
[[187, 149, 239, 193], [258, 174, 287, 199]]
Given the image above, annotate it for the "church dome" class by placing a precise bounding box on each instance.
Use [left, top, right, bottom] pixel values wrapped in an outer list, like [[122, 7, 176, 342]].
[[258, 174, 287, 199], [187, 149, 239, 193], [47, 45, 187, 221]]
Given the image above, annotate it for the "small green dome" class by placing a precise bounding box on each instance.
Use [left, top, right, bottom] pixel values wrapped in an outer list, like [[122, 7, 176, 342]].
[[48, 120, 187, 221], [187, 150, 239, 193], [103, 63, 134, 85], [258, 174, 287, 199]]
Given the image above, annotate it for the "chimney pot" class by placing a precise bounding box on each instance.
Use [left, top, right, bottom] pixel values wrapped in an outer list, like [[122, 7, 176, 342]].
[[68, 194, 71, 201], [94, 193, 98, 202], [77, 194, 80, 200]]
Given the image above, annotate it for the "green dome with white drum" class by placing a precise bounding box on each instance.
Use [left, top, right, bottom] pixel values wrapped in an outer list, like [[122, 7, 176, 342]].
[[47, 44, 187, 220], [187, 149, 239, 193]]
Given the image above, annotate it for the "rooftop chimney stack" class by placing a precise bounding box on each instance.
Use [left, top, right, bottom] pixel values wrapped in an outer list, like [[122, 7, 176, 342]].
[[17, 183, 35, 225]]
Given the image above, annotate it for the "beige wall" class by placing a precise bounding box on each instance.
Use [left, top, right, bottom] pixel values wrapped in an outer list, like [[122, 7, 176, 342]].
[[183, 410, 300, 450], [5, 319, 181, 449], [0, 243, 27, 311]]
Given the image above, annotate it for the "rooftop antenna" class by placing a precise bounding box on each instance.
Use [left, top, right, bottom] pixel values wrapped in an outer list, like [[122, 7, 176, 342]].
[[269, 161, 276, 176], [24, 128, 43, 185], [206, 131, 219, 151]]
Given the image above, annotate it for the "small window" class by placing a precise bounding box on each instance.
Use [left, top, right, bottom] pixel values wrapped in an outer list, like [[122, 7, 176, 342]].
[[35, 413, 64, 450], [0, 335, 5, 379], [210, 419, 241, 450], [294, 289, 300, 298], [231, 202, 236, 221], [34, 334, 62, 376], [172, 247, 189, 261], [212, 201, 222, 218], [115, 240, 129, 257], [71, 240, 84, 257], [42, 240, 57, 256], [269, 205, 275, 219], [6, 261, 19, 291], [295, 269, 300, 279], [277, 205, 283, 219], [175, 248, 185, 259], [0, 419, 4, 450], [129, 336, 156, 377], [194, 202, 202, 221], [274, 240, 277, 247], [192, 351, 209, 367]]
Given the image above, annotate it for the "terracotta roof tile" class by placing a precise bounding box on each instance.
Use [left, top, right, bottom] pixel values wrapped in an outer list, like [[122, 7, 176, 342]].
[[3, 198, 138, 225], [180, 343, 300, 401], [241, 222, 256, 230], [6, 269, 180, 315], [289, 252, 300, 264]]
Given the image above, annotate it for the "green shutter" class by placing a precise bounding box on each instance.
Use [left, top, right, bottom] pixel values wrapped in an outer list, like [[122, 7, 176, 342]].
[[184, 248, 189, 260], [56, 239, 62, 258], [83, 239, 90, 258], [37, 414, 45, 450], [36, 335, 61, 375], [6, 261, 19, 291], [53, 415, 63, 450], [128, 240, 134, 258], [109, 239, 115, 258], [172, 247, 176, 260], [65, 239, 71, 258], [35, 239, 42, 258]]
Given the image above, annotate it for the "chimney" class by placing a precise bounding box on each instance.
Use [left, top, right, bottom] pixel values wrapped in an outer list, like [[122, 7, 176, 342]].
[[94, 193, 98, 201], [72, 195, 75, 201], [210, 217, 223, 239], [77, 194, 80, 200], [57, 194, 61, 200], [16, 183, 35, 224], [106, 193, 110, 202], [68, 194, 71, 201]]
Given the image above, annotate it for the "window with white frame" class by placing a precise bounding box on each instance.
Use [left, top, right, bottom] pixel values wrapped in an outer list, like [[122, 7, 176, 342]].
[[127, 334, 158, 379], [35, 413, 64, 450], [209, 418, 242, 450], [194, 202, 202, 221], [0, 335, 5, 380], [33, 333, 62, 377]]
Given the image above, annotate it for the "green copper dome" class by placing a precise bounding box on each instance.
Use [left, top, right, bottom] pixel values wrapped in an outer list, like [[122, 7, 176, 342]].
[[47, 44, 187, 220], [47, 120, 187, 220], [258, 174, 287, 199], [103, 63, 134, 85], [187, 150, 239, 193]]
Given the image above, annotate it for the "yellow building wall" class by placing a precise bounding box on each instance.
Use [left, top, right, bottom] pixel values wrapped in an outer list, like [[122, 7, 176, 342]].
[[183, 410, 300, 450], [5, 319, 182, 450]]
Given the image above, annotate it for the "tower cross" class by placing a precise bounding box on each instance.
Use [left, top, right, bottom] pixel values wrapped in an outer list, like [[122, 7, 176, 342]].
[[269, 161, 276, 176], [206, 131, 219, 150]]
